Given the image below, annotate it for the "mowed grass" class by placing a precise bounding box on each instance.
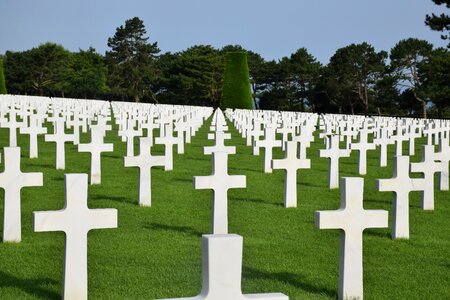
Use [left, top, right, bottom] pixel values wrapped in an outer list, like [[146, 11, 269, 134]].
[[0, 113, 449, 299]]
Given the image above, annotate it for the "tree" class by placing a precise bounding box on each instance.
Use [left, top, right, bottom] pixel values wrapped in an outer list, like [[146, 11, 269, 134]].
[[221, 52, 253, 109], [419, 47, 450, 117], [425, 0, 450, 47], [281, 48, 321, 111], [156, 45, 223, 106], [326, 43, 387, 114], [390, 38, 433, 118], [106, 17, 160, 102], [5, 43, 70, 97], [0, 58, 6, 94], [66, 47, 108, 99], [28, 43, 70, 96]]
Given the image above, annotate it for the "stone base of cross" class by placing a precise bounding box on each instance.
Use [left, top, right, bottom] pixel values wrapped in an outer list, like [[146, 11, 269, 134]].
[[159, 234, 288, 300]]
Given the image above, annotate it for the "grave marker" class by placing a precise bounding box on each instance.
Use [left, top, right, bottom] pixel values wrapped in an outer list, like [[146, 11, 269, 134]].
[[124, 138, 166, 206], [194, 151, 245, 234], [315, 177, 388, 300], [33, 174, 117, 300], [272, 141, 310, 207], [376, 156, 425, 239], [0, 147, 43, 242]]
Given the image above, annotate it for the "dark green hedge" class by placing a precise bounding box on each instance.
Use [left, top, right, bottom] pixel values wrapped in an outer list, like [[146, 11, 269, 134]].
[[0, 59, 6, 95], [221, 52, 253, 109]]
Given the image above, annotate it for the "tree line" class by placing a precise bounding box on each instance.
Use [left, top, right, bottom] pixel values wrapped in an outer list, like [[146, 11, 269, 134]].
[[1, 1, 449, 118]]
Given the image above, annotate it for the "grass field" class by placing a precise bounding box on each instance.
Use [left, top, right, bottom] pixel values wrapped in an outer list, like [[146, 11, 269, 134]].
[[0, 112, 449, 299]]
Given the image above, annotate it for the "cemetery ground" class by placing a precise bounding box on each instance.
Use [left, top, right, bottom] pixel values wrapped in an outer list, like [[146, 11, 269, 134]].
[[0, 115, 449, 299]]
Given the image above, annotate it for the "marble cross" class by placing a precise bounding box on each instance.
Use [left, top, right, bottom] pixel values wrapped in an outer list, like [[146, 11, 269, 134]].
[[124, 137, 166, 206], [319, 135, 351, 189], [1, 109, 25, 147], [120, 119, 142, 157], [373, 127, 393, 167], [315, 177, 388, 300], [194, 151, 246, 234], [155, 123, 181, 171], [350, 126, 376, 175], [376, 156, 425, 239], [272, 141, 310, 207], [0, 147, 43, 242], [33, 174, 117, 300], [411, 145, 447, 210], [19, 114, 48, 158], [45, 119, 75, 170], [436, 136, 450, 191], [255, 127, 282, 173], [78, 125, 114, 185]]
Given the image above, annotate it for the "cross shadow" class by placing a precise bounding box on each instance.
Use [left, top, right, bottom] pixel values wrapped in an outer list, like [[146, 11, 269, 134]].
[[230, 197, 283, 207], [300, 182, 325, 189], [0, 270, 60, 299], [242, 266, 336, 298], [102, 154, 122, 160], [90, 194, 135, 205], [144, 222, 203, 237], [173, 177, 193, 183], [364, 229, 391, 239], [228, 167, 261, 174]]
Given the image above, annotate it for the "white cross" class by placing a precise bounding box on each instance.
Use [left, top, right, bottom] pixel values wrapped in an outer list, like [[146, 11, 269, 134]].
[[45, 119, 75, 170], [255, 127, 282, 173], [120, 119, 142, 157], [1, 109, 25, 147], [0, 147, 43, 242], [292, 129, 314, 159], [319, 135, 351, 189], [249, 120, 264, 155], [373, 127, 393, 167], [33, 174, 117, 300], [194, 151, 246, 234], [436, 136, 450, 191], [204, 132, 236, 155], [272, 141, 310, 207], [376, 156, 425, 239], [159, 234, 288, 300], [155, 123, 181, 171], [350, 126, 376, 175], [124, 137, 166, 206], [411, 145, 448, 210], [78, 126, 114, 185], [19, 114, 48, 158], [66, 112, 84, 145], [315, 177, 388, 300]]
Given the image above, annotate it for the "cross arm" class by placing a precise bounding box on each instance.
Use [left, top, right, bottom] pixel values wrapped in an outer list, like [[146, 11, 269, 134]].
[[23, 172, 44, 187], [87, 209, 118, 230], [33, 210, 67, 232]]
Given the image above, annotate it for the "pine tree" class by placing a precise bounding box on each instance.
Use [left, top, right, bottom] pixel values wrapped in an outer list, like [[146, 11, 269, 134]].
[[106, 17, 160, 102], [221, 52, 253, 109], [0, 58, 7, 94]]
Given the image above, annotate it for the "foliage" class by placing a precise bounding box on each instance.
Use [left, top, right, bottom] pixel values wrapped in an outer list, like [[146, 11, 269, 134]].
[[221, 52, 253, 109], [325, 43, 387, 114], [390, 38, 433, 118], [419, 47, 450, 117], [425, 0, 450, 47], [106, 17, 160, 102], [156, 45, 223, 106], [65, 47, 109, 99], [0, 58, 6, 94]]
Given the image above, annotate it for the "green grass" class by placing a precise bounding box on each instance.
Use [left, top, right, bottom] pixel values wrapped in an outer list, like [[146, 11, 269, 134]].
[[0, 115, 449, 299]]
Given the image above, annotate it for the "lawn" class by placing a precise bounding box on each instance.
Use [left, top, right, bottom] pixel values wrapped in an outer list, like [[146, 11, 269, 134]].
[[0, 110, 448, 299]]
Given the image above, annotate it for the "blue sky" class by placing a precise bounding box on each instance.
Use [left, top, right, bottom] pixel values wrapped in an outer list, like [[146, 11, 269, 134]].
[[0, 0, 447, 63]]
